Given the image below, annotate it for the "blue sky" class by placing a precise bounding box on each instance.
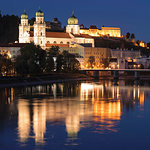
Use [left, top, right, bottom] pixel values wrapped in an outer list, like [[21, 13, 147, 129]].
[[0, 0, 150, 42]]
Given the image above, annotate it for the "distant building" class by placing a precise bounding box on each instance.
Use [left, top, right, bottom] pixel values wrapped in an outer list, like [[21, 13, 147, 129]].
[[46, 18, 62, 31], [110, 49, 141, 69], [59, 43, 111, 69], [134, 57, 150, 68], [80, 25, 121, 38], [139, 41, 147, 48], [0, 43, 28, 60]]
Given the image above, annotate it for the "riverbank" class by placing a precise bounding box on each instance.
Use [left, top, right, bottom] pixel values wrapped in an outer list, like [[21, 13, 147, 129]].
[[0, 72, 93, 88]]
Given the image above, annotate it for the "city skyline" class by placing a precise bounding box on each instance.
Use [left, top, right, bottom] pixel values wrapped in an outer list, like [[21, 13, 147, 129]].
[[0, 0, 150, 42]]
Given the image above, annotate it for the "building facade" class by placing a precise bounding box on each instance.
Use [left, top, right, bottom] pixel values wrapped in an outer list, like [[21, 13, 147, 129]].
[[19, 10, 94, 49], [19, 10, 121, 49], [80, 25, 121, 38]]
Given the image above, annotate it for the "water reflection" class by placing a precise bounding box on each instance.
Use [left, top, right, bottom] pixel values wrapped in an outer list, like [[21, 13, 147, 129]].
[[33, 102, 46, 144], [0, 80, 149, 146], [18, 100, 30, 142]]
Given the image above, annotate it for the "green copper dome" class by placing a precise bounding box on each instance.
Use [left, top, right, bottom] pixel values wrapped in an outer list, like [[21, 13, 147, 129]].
[[21, 12, 28, 19], [68, 12, 78, 25], [36, 9, 44, 17]]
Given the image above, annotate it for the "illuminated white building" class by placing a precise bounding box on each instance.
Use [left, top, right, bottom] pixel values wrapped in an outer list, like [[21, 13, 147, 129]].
[[19, 10, 94, 49]]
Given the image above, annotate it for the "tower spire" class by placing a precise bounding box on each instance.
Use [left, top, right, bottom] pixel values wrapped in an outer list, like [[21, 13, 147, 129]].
[[72, 10, 74, 16]]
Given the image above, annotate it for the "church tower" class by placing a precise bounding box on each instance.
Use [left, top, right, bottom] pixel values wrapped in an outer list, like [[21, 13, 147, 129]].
[[33, 9, 46, 48], [66, 12, 80, 35], [19, 12, 30, 43]]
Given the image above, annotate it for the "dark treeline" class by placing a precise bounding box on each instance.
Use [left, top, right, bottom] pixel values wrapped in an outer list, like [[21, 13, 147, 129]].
[[0, 12, 20, 44], [15, 43, 80, 76], [0, 43, 80, 76]]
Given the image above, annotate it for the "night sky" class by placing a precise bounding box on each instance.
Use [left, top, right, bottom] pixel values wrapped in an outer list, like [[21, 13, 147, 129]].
[[0, 0, 150, 42]]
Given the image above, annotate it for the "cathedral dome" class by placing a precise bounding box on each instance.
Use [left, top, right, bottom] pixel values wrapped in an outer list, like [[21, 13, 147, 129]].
[[21, 12, 28, 19], [36, 9, 44, 17], [68, 12, 78, 25]]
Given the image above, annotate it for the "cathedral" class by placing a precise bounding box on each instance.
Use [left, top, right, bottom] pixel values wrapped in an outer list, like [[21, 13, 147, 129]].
[[19, 9, 121, 49]]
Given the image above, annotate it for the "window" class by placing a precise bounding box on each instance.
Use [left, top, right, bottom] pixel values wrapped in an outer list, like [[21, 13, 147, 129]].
[[60, 41, 63, 44], [41, 41, 42, 44], [41, 32, 42, 36], [47, 41, 50, 44], [67, 42, 70, 44], [54, 41, 57, 44]]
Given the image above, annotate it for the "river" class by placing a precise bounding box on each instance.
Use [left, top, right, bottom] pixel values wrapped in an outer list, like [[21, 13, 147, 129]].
[[0, 80, 150, 150]]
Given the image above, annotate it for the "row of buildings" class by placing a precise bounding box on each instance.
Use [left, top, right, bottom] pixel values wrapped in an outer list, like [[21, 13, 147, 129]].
[[0, 9, 149, 69]]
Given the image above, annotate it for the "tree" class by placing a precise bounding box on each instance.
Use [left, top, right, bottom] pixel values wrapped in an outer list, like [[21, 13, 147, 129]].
[[15, 43, 46, 75], [88, 56, 95, 68], [45, 51, 54, 72], [147, 42, 150, 48], [70, 58, 80, 71], [62, 50, 80, 72], [0, 54, 13, 76], [131, 33, 135, 39], [56, 50, 80, 72], [56, 54, 64, 72], [126, 32, 130, 39], [0, 14, 19, 44], [136, 40, 140, 46], [101, 58, 110, 68], [48, 46, 60, 56]]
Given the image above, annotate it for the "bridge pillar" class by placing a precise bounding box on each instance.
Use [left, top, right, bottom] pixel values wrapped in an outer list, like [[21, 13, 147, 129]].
[[113, 71, 119, 80], [93, 71, 99, 79], [134, 71, 140, 80]]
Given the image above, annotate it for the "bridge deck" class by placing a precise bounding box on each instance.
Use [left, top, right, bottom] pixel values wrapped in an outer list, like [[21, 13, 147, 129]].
[[80, 69, 150, 72]]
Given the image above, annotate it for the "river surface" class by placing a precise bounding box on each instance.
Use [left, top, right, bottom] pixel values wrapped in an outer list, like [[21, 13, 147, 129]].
[[1, 80, 150, 150]]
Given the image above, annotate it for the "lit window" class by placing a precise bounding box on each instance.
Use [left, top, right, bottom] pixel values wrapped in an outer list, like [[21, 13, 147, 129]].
[[60, 41, 63, 44]]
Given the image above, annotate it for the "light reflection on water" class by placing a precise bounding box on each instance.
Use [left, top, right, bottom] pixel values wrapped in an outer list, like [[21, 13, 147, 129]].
[[0, 80, 150, 149]]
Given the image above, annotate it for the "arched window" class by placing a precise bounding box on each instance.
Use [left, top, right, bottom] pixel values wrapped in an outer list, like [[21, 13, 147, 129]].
[[54, 41, 57, 44], [60, 41, 63, 44], [41, 41, 42, 44], [67, 42, 70, 44], [41, 32, 42, 36], [47, 41, 50, 44]]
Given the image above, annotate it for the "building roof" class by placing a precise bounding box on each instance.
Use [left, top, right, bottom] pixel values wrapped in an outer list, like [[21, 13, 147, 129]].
[[89, 25, 97, 29], [101, 27, 120, 30], [21, 12, 28, 19], [68, 12, 78, 25], [46, 43, 69, 48], [46, 32, 71, 38], [73, 34, 92, 38], [29, 31, 92, 39]]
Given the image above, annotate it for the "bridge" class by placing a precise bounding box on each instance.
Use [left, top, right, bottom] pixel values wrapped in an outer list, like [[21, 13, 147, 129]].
[[80, 69, 150, 79]]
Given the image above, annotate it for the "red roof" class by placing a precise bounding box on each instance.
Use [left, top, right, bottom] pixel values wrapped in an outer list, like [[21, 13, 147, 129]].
[[73, 34, 92, 38], [46, 32, 71, 38], [46, 43, 69, 48]]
